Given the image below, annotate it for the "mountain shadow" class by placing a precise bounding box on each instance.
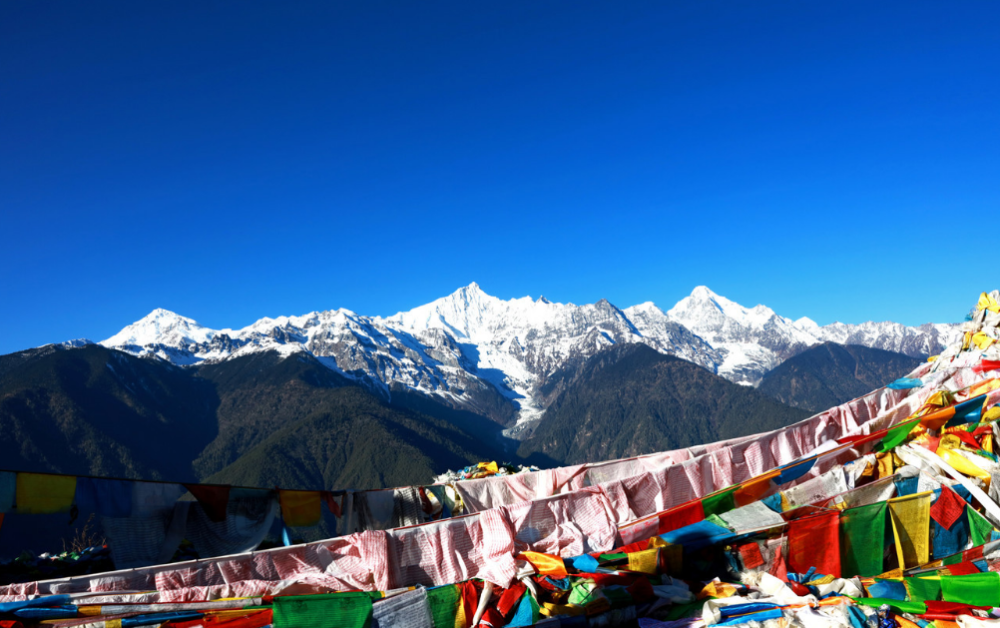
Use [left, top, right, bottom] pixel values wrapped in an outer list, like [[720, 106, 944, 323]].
[[517, 343, 810, 465], [757, 342, 921, 413]]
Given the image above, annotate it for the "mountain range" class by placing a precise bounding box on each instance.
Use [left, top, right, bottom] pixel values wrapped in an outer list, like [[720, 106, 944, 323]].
[[0, 285, 954, 556], [74, 283, 958, 435]]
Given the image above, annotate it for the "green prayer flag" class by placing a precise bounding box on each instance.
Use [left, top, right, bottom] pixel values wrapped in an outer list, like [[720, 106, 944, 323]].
[[879, 420, 919, 453], [598, 552, 627, 562], [426, 585, 461, 628], [904, 576, 941, 603], [968, 506, 995, 547], [850, 597, 927, 614], [941, 572, 1000, 606], [702, 487, 737, 517], [841, 502, 887, 577], [273, 592, 373, 628]]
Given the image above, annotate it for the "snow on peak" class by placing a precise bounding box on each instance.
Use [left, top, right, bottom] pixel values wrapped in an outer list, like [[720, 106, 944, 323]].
[[101, 309, 216, 348], [794, 316, 821, 334]]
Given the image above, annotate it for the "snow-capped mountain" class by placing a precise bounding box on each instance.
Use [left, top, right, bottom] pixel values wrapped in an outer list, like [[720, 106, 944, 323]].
[[85, 283, 962, 431]]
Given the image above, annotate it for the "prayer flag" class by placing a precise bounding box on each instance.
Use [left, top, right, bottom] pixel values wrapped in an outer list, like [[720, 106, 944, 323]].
[[904, 577, 941, 603], [880, 420, 919, 452], [657, 500, 704, 535], [940, 572, 1000, 606], [626, 548, 659, 575], [0, 472, 14, 513], [15, 473, 76, 514], [787, 510, 841, 577], [734, 472, 777, 507], [840, 502, 887, 577], [775, 458, 815, 485], [967, 506, 995, 547], [185, 484, 230, 523], [888, 492, 931, 569], [931, 486, 967, 530], [426, 585, 463, 628], [74, 478, 132, 518], [702, 488, 737, 518], [272, 592, 373, 628], [278, 490, 322, 527], [519, 552, 567, 578]]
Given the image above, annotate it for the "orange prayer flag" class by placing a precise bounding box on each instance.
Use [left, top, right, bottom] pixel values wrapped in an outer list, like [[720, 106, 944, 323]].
[[920, 407, 957, 431], [735, 471, 779, 507], [519, 551, 568, 578]]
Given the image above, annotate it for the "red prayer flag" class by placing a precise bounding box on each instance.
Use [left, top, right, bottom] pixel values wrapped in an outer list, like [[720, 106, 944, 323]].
[[923, 601, 993, 616], [738, 543, 765, 569], [657, 500, 704, 535], [184, 484, 231, 523], [322, 492, 341, 517], [964, 545, 985, 562], [460, 580, 481, 623], [931, 486, 966, 530], [972, 361, 1000, 374], [946, 561, 981, 576], [496, 582, 527, 618], [786, 511, 841, 577], [953, 431, 982, 451]]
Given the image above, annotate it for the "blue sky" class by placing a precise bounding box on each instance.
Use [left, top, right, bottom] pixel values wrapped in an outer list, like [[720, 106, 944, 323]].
[[2, 1, 998, 354]]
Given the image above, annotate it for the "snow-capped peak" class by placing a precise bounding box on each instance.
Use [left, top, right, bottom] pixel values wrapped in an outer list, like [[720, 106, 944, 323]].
[[793, 316, 821, 334], [101, 308, 216, 348]]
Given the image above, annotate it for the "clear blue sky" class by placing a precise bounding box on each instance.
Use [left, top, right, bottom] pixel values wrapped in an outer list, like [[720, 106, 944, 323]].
[[2, 2, 998, 354]]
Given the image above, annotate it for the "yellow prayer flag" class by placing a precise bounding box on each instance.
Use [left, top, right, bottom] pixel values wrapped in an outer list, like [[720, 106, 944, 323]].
[[15, 473, 76, 514], [978, 292, 1000, 313], [984, 407, 1000, 423], [479, 461, 499, 474], [627, 548, 659, 575], [876, 453, 895, 479], [888, 492, 932, 569], [278, 490, 322, 527], [876, 567, 904, 579], [972, 333, 996, 350]]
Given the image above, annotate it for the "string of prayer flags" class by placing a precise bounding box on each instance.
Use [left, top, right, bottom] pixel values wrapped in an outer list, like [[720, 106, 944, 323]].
[[888, 492, 932, 569]]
